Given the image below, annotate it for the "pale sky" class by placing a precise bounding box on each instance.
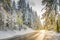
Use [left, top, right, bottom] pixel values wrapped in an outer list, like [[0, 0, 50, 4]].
[[27, 0, 45, 25], [27, 0, 44, 16]]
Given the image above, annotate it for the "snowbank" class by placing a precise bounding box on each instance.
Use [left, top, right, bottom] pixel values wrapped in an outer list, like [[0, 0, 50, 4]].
[[0, 28, 34, 39]]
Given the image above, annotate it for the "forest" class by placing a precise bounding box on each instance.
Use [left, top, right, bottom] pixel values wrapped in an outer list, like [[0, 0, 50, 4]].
[[0, 0, 60, 40]]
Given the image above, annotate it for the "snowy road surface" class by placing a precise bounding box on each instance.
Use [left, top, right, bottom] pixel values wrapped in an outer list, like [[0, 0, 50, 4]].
[[0, 30, 60, 40]]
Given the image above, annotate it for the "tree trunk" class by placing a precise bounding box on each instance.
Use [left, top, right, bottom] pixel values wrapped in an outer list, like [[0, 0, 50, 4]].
[[56, 20, 59, 32]]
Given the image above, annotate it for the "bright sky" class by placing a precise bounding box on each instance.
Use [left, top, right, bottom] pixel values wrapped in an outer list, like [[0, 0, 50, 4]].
[[27, 0, 45, 25], [27, 0, 44, 16]]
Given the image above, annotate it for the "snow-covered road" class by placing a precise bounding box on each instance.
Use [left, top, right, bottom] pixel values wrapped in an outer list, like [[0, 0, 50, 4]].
[[0, 30, 60, 40]]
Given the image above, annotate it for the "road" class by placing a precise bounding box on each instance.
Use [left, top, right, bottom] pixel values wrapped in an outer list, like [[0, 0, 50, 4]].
[[1, 30, 60, 40]]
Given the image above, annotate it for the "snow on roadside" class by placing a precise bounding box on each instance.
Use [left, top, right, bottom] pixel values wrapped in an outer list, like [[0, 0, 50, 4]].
[[0, 29, 60, 40], [42, 30, 60, 40], [0, 28, 35, 39]]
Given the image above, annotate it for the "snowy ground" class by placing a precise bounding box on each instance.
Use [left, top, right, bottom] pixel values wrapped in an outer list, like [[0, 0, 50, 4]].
[[0, 28, 35, 39], [0, 29, 60, 40]]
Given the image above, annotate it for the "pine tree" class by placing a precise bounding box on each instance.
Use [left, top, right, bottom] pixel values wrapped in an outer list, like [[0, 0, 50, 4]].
[[42, 0, 60, 32]]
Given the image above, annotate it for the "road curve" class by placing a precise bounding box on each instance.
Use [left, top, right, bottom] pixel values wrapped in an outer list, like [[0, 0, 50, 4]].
[[1, 30, 60, 40]]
